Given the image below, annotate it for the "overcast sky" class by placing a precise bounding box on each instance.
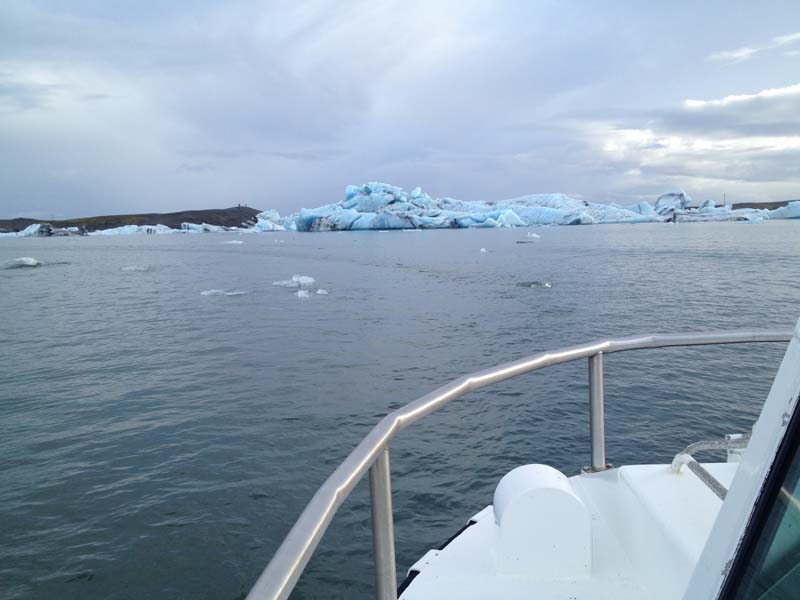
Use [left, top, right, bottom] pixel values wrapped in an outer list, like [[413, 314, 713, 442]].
[[2, 1, 799, 219]]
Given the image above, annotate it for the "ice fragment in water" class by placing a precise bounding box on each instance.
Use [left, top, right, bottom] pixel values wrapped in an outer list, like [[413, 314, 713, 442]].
[[273, 275, 315, 287], [121, 265, 149, 272], [3, 257, 41, 268], [225, 290, 248, 296], [296, 290, 310, 298], [316, 289, 328, 295], [516, 281, 552, 289], [527, 232, 540, 238], [201, 289, 225, 296], [222, 240, 244, 245], [480, 247, 487, 253]]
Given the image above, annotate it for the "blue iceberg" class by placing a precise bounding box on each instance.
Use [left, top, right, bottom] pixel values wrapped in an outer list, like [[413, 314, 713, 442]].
[[257, 183, 797, 232]]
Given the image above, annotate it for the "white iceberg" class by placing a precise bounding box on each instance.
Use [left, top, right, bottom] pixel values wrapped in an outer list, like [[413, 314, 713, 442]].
[[200, 289, 248, 296], [272, 274, 315, 288], [316, 289, 328, 295], [89, 224, 177, 236], [254, 210, 288, 232], [296, 290, 310, 299], [222, 240, 244, 245]]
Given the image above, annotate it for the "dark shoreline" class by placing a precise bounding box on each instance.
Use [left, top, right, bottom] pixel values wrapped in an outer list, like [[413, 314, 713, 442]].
[[0, 206, 262, 233], [731, 200, 796, 211]]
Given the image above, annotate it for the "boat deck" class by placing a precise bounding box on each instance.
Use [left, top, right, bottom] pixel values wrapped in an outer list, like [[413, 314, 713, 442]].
[[399, 463, 737, 600]]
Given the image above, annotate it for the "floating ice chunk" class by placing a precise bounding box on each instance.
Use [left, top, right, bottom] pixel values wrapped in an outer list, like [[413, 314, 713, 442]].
[[222, 240, 244, 245], [516, 280, 552, 289], [273, 274, 315, 288], [654, 189, 692, 215], [766, 201, 800, 220], [201, 288, 248, 296], [738, 214, 765, 224], [254, 209, 287, 232], [121, 265, 149, 272], [527, 232, 540, 238], [625, 201, 656, 216], [90, 224, 177, 235], [316, 289, 328, 295], [292, 275, 314, 286], [296, 290, 310, 299], [18, 224, 43, 237], [480, 247, 487, 253], [181, 222, 230, 233], [3, 257, 41, 268]]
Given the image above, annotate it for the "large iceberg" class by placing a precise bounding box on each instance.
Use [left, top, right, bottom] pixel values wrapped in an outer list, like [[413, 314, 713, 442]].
[[253, 183, 795, 232]]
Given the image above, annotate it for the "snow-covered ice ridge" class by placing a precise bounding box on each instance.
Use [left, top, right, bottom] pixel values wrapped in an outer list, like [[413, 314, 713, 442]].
[[252, 184, 800, 231]]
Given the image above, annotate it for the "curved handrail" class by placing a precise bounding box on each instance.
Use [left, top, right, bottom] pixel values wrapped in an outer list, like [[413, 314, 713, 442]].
[[246, 329, 793, 600]]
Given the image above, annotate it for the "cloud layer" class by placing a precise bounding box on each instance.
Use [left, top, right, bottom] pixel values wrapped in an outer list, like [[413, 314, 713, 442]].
[[1, 1, 799, 218]]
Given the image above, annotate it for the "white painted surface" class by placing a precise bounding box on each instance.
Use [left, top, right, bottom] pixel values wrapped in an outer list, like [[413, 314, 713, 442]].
[[400, 463, 734, 599], [493, 464, 591, 577]]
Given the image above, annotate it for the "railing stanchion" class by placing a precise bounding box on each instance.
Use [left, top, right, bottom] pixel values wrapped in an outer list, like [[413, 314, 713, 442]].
[[369, 446, 397, 600], [588, 352, 609, 471]]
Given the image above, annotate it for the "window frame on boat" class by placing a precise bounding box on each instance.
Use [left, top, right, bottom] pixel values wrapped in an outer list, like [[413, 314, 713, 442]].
[[720, 390, 800, 598]]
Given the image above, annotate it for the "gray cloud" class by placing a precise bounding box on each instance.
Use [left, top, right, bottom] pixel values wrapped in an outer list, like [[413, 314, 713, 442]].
[[1, 1, 800, 218]]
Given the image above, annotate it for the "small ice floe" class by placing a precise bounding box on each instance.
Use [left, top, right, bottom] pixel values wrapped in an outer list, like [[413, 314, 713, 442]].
[[272, 274, 315, 288], [222, 240, 244, 245], [316, 289, 328, 295], [121, 265, 149, 272], [273, 239, 286, 244], [296, 290, 310, 299], [201, 289, 249, 296], [516, 280, 553, 289], [2, 257, 41, 269], [527, 232, 541, 238], [480, 247, 487, 253]]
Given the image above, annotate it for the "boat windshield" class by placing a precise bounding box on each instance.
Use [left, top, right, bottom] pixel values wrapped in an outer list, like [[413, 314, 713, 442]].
[[729, 411, 800, 599]]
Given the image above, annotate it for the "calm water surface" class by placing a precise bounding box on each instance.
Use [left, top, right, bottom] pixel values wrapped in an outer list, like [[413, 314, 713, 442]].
[[1, 222, 798, 599]]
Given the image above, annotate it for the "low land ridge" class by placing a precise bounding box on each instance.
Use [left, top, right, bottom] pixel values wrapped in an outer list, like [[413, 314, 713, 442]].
[[0, 206, 262, 233]]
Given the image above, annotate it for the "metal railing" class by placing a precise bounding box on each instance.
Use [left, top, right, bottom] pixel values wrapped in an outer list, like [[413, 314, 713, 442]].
[[246, 329, 793, 600]]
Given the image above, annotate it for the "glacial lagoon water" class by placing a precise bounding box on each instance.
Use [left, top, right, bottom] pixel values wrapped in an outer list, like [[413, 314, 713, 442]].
[[1, 221, 798, 599]]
